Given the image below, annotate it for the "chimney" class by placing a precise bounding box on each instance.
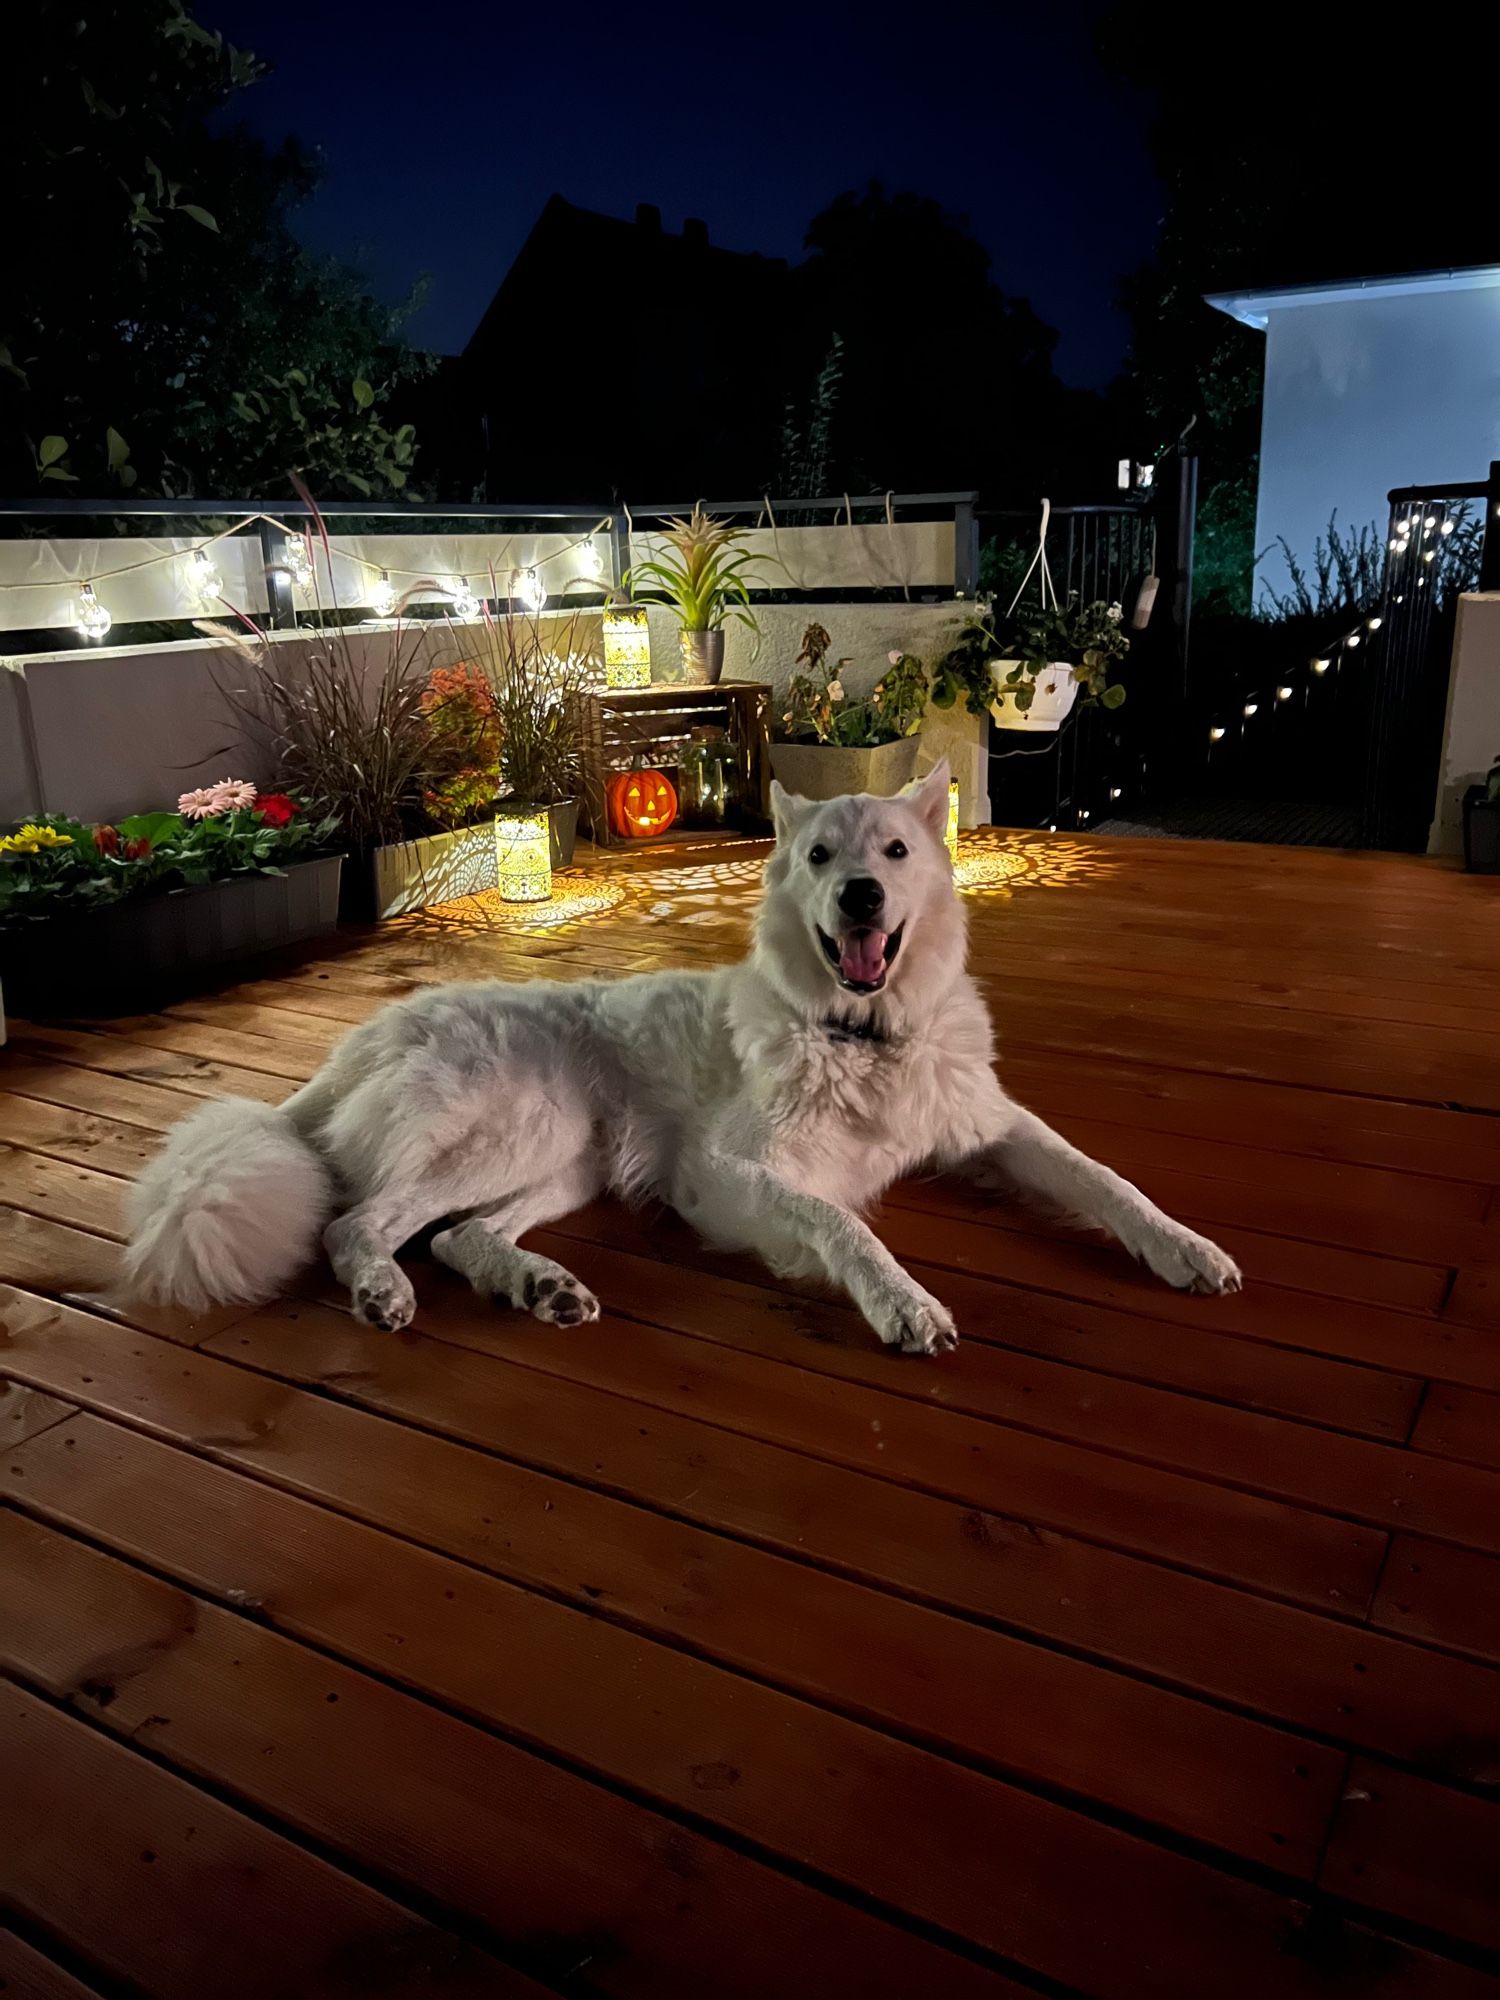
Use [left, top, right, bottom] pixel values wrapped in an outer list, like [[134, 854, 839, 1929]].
[[683, 216, 709, 249], [635, 202, 661, 235]]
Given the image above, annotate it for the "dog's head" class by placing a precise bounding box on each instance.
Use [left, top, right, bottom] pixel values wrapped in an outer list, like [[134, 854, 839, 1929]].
[[756, 760, 964, 1015]]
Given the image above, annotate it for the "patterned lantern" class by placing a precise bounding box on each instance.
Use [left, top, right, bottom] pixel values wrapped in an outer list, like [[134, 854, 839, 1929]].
[[946, 779, 960, 857], [495, 805, 552, 902], [603, 606, 652, 689]]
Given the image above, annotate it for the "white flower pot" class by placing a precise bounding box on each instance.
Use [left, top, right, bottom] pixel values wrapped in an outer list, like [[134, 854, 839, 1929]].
[[989, 660, 1080, 733]]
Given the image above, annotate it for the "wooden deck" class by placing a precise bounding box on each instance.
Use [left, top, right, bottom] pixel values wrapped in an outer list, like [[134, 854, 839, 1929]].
[[4, 828, 1500, 1999]]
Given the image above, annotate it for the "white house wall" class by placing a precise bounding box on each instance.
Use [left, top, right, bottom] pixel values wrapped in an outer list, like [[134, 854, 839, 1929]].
[[1255, 284, 1500, 603]]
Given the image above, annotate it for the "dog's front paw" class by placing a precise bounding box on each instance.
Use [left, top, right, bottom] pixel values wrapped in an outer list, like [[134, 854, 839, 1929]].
[[521, 1264, 601, 1327], [352, 1268, 417, 1332], [869, 1283, 960, 1356], [1140, 1225, 1242, 1296]]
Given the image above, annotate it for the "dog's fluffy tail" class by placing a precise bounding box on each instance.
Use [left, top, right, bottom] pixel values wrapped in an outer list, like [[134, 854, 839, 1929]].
[[125, 1097, 334, 1312]]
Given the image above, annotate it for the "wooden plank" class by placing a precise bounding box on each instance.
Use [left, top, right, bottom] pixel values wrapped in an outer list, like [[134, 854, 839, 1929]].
[[98, 1014, 327, 1083], [11, 1429, 1485, 2000], [1411, 1385, 1500, 1471], [430, 1241, 1500, 1559], [0, 1147, 127, 1241], [0, 1502, 1014, 2000], [3, 1026, 292, 1107], [0, 1211, 244, 1344], [0, 1931, 102, 2000], [1, 1686, 543, 1999], [549, 1195, 1500, 1396], [1321, 1758, 1500, 1954], [1370, 1537, 1500, 1668], [211, 1292, 1384, 1612], [10, 1289, 1495, 1790], [529, 1215, 1421, 1441], [0, 1381, 74, 1449], [4, 1408, 1341, 1878], [0, 1093, 160, 1178], [0, 1055, 210, 1134]]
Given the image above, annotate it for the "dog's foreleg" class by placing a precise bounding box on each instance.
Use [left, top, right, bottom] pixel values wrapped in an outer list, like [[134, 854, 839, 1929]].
[[687, 1154, 958, 1355], [966, 1107, 1241, 1295], [432, 1159, 604, 1327]]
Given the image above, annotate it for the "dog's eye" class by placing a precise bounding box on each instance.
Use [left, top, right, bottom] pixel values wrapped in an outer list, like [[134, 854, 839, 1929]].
[[807, 843, 830, 866], [885, 840, 908, 860]]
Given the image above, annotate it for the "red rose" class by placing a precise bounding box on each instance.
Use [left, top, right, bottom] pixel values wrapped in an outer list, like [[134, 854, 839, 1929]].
[[92, 824, 120, 856], [123, 836, 153, 861], [254, 793, 299, 827]]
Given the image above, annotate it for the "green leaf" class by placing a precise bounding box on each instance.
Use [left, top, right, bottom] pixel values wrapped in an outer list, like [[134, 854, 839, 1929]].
[[352, 378, 374, 410], [119, 811, 183, 846], [38, 435, 68, 466], [1100, 684, 1127, 708], [106, 425, 130, 471], [178, 203, 219, 232], [118, 464, 138, 489], [285, 368, 308, 387], [41, 465, 78, 483]]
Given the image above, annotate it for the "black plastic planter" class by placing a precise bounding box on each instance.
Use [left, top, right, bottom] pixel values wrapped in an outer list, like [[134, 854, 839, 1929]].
[[0, 854, 344, 1018], [1462, 786, 1500, 874]]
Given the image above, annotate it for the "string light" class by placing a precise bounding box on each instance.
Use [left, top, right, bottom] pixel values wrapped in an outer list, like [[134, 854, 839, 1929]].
[[1441, 518, 1456, 535], [1346, 633, 1361, 648], [1243, 701, 1259, 717], [513, 566, 547, 613], [369, 570, 397, 618], [1423, 517, 1437, 533], [283, 533, 314, 588], [1423, 549, 1436, 564], [1078, 808, 1091, 822], [1109, 786, 1122, 800], [186, 548, 222, 600], [1209, 725, 1226, 741], [579, 535, 605, 580], [1311, 657, 1330, 674], [449, 576, 481, 620], [71, 582, 112, 641], [1276, 685, 1293, 701], [1366, 615, 1382, 631]]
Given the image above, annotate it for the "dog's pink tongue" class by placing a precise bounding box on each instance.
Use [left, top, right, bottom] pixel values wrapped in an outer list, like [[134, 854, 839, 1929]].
[[839, 929, 888, 984]]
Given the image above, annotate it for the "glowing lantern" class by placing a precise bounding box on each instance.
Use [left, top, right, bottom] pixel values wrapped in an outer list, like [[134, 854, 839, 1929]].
[[946, 779, 960, 857], [603, 606, 652, 689], [607, 768, 678, 839], [495, 805, 552, 902]]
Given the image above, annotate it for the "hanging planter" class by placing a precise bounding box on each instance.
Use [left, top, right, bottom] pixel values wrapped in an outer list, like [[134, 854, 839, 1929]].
[[988, 661, 1081, 733]]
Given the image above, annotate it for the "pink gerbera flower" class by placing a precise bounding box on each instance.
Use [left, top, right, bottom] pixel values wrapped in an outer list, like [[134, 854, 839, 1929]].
[[178, 778, 257, 818]]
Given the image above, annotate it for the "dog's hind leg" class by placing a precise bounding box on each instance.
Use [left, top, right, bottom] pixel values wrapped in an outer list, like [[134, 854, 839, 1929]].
[[324, 1188, 445, 1331], [432, 1154, 605, 1326], [961, 1107, 1242, 1295]]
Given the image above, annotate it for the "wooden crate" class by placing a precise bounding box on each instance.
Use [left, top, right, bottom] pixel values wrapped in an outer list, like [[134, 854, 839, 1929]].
[[574, 681, 772, 848]]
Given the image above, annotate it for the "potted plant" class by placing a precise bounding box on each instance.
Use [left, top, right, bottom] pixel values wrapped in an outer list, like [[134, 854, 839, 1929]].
[[769, 623, 928, 799], [932, 598, 1129, 732], [1463, 757, 1500, 874], [472, 600, 594, 866], [0, 786, 343, 1016], [625, 505, 760, 684]]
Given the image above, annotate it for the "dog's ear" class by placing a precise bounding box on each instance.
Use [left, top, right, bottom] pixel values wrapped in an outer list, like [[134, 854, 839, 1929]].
[[903, 758, 952, 839], [770, 779, 813, 843]]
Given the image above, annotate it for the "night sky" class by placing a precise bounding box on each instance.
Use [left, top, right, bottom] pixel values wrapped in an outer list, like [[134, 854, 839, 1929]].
[[203, 0, 1160, 389]]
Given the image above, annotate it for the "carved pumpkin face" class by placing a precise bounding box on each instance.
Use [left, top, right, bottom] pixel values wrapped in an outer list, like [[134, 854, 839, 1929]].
[[607, 767, 678, 838]]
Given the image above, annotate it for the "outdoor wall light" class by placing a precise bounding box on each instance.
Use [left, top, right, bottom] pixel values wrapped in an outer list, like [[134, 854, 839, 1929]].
[[495, 805, 552, 903], [603, 605, 652, 689]]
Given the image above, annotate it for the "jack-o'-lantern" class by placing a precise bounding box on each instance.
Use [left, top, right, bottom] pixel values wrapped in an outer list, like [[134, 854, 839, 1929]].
[[607, 767, 678, 838]]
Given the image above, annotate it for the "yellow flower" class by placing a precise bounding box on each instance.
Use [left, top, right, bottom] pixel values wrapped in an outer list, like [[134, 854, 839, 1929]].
[[0, 823, 74, 855]]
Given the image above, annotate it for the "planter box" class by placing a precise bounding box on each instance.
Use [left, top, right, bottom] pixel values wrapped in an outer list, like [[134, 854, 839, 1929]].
[[344, 805, 579, 922], [1462, 786, 1500, 873], [769, 735, 921, 801], [0, 854, 343, 1018]]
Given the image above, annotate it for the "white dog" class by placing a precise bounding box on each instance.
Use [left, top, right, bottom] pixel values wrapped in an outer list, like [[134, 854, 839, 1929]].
[[126, 761, 1240, 1352]]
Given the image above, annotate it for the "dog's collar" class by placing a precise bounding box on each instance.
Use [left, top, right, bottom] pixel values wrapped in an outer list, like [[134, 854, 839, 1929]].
[[822, 1011, 891, 1046]]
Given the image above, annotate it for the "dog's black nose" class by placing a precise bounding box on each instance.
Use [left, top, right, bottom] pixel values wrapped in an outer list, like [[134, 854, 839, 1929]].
[[838, 876, 885, 922]]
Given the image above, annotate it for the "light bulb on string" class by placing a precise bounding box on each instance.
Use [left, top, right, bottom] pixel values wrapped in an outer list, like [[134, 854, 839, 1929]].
[[1441, 518, 1456, 535], [283, 533, 314, 588], [1109, 786, 1122, 800], [1078, 808, 1091, 822], [71, 582, 112, 642], [1366, 615, 1382, 631], [369, 570, 397, 618], [185, 547, 223, 601], [1209, 725, 1226, 741], [1243, 701, 1259, 717], [513, 566, 547, 613], [1276, 685, 1293, 701], [578, 535, 605, 581], [1423, 517, 1437, 533], [1311, 658, 1330, 675], [1423, 549, 1436, 563], [449, 577, 481, 621], [1346, 632, 1361, 648]]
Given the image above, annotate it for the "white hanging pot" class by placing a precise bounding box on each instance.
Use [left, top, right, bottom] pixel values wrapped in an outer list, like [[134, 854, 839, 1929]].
[[988, 660, 1080, 732]]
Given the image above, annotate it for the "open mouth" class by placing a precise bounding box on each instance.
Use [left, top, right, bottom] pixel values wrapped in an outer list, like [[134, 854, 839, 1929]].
[[817, 922, 904, 993]]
